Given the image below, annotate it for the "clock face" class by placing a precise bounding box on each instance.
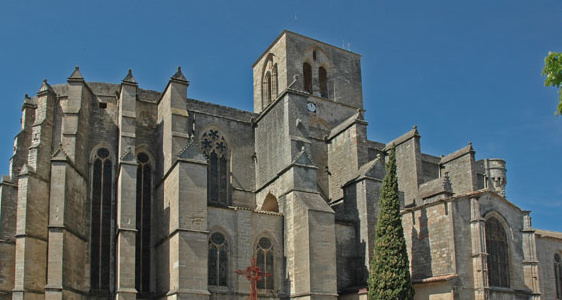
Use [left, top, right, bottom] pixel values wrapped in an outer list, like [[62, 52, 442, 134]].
[[307, 102, 317, 112]]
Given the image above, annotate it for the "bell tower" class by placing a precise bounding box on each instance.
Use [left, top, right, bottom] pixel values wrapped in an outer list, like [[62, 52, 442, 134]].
[[252, 30, 364, 114], [251, 31, 368, 300]]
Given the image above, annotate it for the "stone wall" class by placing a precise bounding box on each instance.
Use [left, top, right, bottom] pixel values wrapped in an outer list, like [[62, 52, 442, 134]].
[[536, 230, 562, 300], [402, 201, 456, 281]]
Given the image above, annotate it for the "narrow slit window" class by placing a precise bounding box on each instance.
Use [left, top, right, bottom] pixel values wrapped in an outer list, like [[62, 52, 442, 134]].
[[554, 253, 562, 300], [271, 64, 278, 101], [319, 67, 328, 98], [303, 63, 312, 94]]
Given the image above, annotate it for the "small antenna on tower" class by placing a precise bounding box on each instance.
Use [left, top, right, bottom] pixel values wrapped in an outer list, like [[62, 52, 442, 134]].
[[294, 13, 299, 33]]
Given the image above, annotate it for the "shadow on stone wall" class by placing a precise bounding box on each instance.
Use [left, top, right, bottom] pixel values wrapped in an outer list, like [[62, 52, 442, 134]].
[[411, 207, 432, 280]]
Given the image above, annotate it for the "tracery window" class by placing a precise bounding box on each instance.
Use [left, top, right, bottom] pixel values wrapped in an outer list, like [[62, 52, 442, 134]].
[[554, 253, 562, 299], [135, 152, 151, 294], [90, 147, 113, 291], [256, 237, 274, 290], [303, 62, 312, 94], [485, 217, 510, 288], [208, 232, 228, 287], [319, 67, 328, 98], [201, 129, 229, 206]]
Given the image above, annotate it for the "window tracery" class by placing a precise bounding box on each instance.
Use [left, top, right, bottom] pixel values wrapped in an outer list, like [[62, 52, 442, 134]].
[[90, 147, 113, 291], [208, 232, 228, 287], [256, 237, 274, 290], [485, 217, 510, 288], [135, 152, 151, 294], [201, 129, 229, 206]]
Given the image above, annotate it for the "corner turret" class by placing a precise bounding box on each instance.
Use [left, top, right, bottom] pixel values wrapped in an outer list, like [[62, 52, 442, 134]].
[[485, 158, 507, 197]]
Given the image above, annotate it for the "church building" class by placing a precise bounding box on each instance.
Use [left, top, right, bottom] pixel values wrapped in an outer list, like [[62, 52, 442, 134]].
[[0, 30, 561, 300]]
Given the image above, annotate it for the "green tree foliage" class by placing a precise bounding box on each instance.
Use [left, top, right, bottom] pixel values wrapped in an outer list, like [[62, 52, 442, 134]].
[[368, 146, 414, 300], [542, 51, 562, 115]]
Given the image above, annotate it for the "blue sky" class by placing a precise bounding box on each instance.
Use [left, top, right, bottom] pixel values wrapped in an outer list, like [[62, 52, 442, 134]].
[[1, 1, 561, 231]]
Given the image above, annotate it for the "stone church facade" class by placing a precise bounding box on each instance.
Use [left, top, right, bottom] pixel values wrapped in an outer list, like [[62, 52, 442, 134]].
[[0, 31, 561, 300]]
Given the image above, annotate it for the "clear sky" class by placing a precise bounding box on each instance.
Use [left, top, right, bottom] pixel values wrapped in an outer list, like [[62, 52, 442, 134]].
[[1, 1, 561, 231]]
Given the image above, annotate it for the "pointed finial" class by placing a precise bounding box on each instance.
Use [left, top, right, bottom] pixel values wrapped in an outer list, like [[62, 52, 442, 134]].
[[38, 79, 53, 94], [413, 125, 417, 130], [22, 93, 35, 108], [171, 66, 189, 84], [122, 68, 137, 84], [68, 66, 84, 81]]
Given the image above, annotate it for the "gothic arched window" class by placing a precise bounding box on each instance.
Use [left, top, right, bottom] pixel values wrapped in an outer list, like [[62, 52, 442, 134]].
[[208, 232, 228, 287], [135, 152, 151, 294], [262, 57, 278, 109], [256, 237, 274, 290], [319, 66, 328, 98], [303, 62, 312, 94], [271, 64, 278, 100], [264, 72, 272, 106], [201, 130, 229, 206], [485, 217, 510, 288], [554, 253, 562, 299], [90, 147, 113, 291]]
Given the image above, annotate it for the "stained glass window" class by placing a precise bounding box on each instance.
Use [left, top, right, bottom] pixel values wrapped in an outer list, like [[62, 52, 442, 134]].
[[200, 130, 229, 206], [256, 237, 274, 290], [90, 148, 112, 291], [208, 232, 228, 287], [485, 217, 510, 288], [136, 152, 151, 294]]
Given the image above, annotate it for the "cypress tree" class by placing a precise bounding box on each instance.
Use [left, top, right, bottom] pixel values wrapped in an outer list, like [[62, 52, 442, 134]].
[[368, 146, 415, 300]]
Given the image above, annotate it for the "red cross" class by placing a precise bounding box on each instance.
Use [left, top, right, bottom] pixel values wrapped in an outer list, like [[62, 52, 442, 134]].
[[235, 256, 272, 300]]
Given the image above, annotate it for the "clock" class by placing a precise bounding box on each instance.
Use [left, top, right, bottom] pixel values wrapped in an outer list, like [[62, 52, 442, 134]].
[[307, 102, 317, 112]]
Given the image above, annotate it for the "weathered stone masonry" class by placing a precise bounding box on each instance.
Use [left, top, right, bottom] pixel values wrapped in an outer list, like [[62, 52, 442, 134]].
[[0, 30, 561, 300]]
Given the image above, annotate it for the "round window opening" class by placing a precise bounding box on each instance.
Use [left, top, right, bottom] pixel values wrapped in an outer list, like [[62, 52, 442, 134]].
[[211, 232, 225, 245], [137, 152, 149, 163], [97, 148, 109, 159], [259, 237, 272, 249]]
